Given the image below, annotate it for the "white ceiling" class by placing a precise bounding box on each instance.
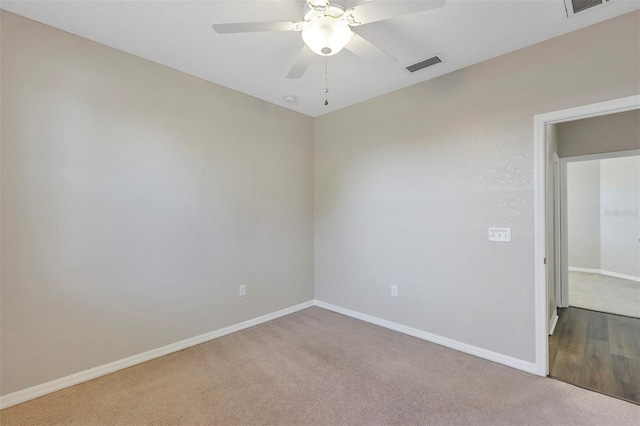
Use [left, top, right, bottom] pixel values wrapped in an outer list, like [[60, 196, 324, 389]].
[[2, 0, 638, 117]]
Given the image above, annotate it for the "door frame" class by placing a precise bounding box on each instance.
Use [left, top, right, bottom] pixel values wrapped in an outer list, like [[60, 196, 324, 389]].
[[533, 95, 640, 376], [553, 153, 563, 308]]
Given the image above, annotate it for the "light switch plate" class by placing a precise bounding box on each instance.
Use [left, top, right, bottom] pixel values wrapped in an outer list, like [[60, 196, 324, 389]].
[[489, 227, 511, 242]]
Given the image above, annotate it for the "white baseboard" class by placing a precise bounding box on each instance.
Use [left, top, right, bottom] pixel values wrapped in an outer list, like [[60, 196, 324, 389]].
[[1, 298, 542, 409], [549, 312, 559, 336], [314, 300, 539, 375], [568, 267, 640, 283], [568, 267, 601, 274], [0, 300, 315, 410]]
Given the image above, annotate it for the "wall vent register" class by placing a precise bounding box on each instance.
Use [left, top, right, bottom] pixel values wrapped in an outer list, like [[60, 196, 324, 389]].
[[406, 55, 442, 73], [564, 0, 615, 17]]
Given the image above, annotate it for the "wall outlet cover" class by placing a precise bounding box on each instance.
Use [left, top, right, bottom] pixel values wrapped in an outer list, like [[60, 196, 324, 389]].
[[489, 228, 511, 242]]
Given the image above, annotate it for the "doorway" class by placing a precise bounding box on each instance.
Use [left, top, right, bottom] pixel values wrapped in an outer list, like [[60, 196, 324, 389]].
[[562, 153, 640, 318], [533, 95, 640, 403], [551, 150, 639, 403], [550, 120, 639, 404]]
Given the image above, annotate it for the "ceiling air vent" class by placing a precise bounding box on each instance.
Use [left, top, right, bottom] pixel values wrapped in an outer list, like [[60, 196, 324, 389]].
[[406, 55, 442, 73], [564, 0, 613, 17]]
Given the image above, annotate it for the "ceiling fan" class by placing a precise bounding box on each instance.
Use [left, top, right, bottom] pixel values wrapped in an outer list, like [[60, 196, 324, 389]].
[[212, 0, 446, 79]]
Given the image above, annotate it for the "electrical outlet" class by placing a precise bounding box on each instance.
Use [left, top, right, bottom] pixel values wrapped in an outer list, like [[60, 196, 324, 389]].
[[488, 227, 511, 242], [239, 284, 246, 297], [391, 285, 398, 297]]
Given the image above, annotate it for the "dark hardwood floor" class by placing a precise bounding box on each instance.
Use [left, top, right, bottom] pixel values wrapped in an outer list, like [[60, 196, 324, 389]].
[[549, 307, 640, 404]]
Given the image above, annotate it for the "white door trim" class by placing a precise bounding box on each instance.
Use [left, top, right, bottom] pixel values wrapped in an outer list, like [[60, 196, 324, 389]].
[[561, 149, 640, 163], [553, 153, 563, 308], [559, 156, 570, 307], [533, 94, 640, 377]]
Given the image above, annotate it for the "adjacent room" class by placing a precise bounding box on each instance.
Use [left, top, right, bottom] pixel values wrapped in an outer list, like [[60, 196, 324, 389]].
[[546, 111, 640, 404], [1, 0, 639, 424], [567, 154, 639, 318]]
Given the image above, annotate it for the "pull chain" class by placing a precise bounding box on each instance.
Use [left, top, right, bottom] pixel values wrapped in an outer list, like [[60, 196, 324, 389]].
[[324, 57, 329, 106]]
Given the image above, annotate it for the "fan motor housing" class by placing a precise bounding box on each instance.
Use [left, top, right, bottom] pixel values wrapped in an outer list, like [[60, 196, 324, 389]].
[[303, 4, 346, 20]]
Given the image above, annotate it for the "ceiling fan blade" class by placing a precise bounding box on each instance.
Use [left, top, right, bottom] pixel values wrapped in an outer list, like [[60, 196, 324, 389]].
[[344, 0, 372, 6], [345, 32, 396, 70], [287, 45, 316, 79], [345, 0, 446, 26], [212, 21, 302, 34]]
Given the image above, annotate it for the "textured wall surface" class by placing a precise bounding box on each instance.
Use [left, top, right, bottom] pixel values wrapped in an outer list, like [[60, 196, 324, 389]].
[[314, 11, 639, 362], [1, 11, 314, 395]]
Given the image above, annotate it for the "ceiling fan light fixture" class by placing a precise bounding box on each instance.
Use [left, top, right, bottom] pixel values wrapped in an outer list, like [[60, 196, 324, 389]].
[[302, 16, 352, 56]]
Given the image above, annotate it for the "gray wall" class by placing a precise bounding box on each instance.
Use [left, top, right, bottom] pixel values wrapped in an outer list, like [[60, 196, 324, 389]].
[[558, 109, 640, 158], [1, 11, 314, 395], [314, 11, 639, 362], [567, 161, 602, 269]]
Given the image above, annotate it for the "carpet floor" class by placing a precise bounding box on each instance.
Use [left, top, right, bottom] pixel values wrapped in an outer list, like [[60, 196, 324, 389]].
[[1, 307, 639, 425], [569, 271, 640, 319]]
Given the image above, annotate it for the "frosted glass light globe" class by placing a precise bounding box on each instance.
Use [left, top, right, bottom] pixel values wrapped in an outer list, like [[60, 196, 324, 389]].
[[302, 16, 353, 56]]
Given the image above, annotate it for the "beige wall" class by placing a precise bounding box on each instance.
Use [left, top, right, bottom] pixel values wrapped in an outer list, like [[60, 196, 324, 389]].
[[314, 11, 639, 362], [1, 11, 314, 395], [558, 109, 640, 158]]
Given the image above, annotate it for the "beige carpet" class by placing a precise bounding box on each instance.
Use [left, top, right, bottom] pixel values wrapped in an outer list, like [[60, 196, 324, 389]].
[[1, 307, 639, 425], [569, 271, 640, 318]]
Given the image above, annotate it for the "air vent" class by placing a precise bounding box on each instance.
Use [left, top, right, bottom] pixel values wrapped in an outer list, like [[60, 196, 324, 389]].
[[571, 0, 602, 13], [564, 0, 613, 17], [406, 55, 442, 73]]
